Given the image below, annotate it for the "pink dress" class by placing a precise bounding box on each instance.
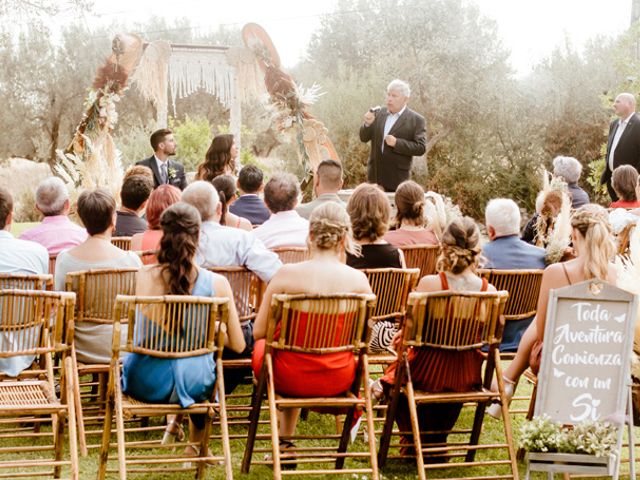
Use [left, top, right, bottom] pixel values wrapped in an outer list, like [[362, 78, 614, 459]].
[[383, 227, 438, 247]]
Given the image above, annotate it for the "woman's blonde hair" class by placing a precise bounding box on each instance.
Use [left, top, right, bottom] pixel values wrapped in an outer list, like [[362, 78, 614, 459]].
[[571, 204, 615, 280], [309, 202, 360, 255], [436, 216, 481, 274], [347, 183, 391, 242]]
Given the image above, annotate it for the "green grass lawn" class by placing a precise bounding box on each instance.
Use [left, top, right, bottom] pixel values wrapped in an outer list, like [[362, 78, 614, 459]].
[[1, 372, 638, 479]]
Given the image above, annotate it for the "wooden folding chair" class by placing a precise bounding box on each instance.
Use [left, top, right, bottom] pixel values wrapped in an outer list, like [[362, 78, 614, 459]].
[[378, 290, 518, 480], [0, 289, 79, 479], [241, 293, 379, 479], [271, 246, 310, 264], [111, 236, 132, 251], [64, 267, 138, 455], [97, 294, 233, 480], [49, 253, 58, 277], [399, 244, 439, 278], [0, 273, 53, 291]]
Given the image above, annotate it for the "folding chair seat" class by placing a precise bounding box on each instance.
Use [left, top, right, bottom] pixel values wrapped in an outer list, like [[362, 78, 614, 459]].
[[97, 294, 233, 480], [0, 289, 78, 479], [398, 244, 439, 278], [378, 290, 518, 480], [111, 236, 132, 251], [270, 246, 310, 264], [64, 267, 138, 455], [241, 293, 379, 479]]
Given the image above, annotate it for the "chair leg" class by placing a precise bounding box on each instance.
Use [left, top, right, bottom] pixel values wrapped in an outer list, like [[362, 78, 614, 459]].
[[241, 365, 267, 473], [405, 379, 426, 480], [378, 375, 402, 467], [52, 411, 64, 479], [216, 358, 234, 480], [113, 370, 127, 480], [71, 351, 87, 457], [64, 357, 79, 479], [335, 406, 355, 469], [265, 356, 282, 479], [97, 388, 114, 480], [362, 356, 379, 480], [465, 400, 487, 462], [496, 351, 519, 479]]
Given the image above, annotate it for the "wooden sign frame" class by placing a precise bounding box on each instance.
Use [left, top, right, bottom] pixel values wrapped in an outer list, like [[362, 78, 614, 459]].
[[526, 279, 637, 480]]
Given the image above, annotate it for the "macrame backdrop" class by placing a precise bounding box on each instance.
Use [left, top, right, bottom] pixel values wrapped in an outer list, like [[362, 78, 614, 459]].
[[130, 40, 171, 124]]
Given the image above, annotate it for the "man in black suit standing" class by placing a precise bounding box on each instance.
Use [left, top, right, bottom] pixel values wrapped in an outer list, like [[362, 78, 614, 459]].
[[601, 93, 640, 201], [136, 128, 188, 190], [359, 79, 427, 192]]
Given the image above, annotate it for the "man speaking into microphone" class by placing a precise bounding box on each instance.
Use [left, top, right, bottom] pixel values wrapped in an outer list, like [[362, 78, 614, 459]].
[[359, 79, 427, 191]]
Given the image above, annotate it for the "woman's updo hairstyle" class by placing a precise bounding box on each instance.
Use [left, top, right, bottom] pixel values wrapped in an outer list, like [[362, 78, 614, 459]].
[[158, 202, 201, 295], [393, 180, 426, 228], [436, 216, 481, 274], [570, 204, 615, 281], [309, 202, 359, 255]]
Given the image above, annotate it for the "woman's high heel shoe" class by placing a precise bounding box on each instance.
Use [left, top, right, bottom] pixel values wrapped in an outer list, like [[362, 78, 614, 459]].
[[487, 376, 516, 420]]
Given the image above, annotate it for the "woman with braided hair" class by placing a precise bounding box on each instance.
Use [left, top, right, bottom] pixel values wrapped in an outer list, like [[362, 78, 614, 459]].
[[122, 202, 246, 458], [488, 204, 617, 418], [252, 201, 372, 459], [372, 216, 496, 460], [384, 180, 438, 246]]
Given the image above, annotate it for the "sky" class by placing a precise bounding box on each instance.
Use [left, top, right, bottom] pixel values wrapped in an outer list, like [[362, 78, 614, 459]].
[[37, 0, 635, 75]]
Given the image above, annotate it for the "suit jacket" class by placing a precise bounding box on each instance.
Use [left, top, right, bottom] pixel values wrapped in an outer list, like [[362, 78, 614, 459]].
[[359, 106, 427, 191], [135, 156, 188, 190], [228, 194, 271, 225], [482, 235, 546, 270], [601, 114, 640, 198]]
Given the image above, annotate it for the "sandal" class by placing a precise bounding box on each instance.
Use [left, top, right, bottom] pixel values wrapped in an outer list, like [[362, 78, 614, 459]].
[[183, 444, 222, 467], [279, 439, 297, 470], [161, 419, 186, 445]]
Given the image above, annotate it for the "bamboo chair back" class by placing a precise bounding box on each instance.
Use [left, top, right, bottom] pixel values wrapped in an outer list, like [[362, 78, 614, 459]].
[[271, 246, 310, 264], [404, 290, 508, 351], [111, 236, 132, 251], [399, 244, 439, 278], [266, 293, 376, 354], [116, 294, 228, 359], [362, 268, 419, 322], [0, 273, 53, 291], [478, 269, 543, 321], [207, 266, 264, 323], [49, 253, 57, 277], [65, 268, 138, 325]]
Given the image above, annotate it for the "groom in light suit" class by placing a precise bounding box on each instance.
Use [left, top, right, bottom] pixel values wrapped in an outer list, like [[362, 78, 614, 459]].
[[359, 79, 427, 192], [601, 93, 640, 201], [136, 128, 187, 190]]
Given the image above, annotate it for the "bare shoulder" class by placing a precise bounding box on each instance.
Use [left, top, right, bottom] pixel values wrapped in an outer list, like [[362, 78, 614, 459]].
[[416, 274, 442, 292]]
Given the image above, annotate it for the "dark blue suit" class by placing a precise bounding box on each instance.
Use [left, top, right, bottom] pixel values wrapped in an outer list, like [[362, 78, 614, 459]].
[[229, 194, 271, 226], [482, 235, 546, 351]]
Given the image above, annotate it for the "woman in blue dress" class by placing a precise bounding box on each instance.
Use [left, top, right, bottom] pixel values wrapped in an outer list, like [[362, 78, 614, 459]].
[[121, 202, 246, 457]]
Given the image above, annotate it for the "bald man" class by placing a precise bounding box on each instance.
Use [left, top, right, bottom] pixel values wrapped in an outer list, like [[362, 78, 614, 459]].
[[601, 93, 640, 201]]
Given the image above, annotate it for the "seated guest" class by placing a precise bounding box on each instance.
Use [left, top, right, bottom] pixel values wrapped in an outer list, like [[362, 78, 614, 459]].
[[54, 188, 142, 364], [482, 198, 546, 351], [296, 159, 345, 219], [19, 177, 87, 254], [488, 205, 617, 418], [374, 217, 496, 458], [521, 189, 564, 247], [610, 165, 640, 208], [384, 180, 437, 246], [123, 164, 154, 184], [211, 174, 252, 231], [131, 185, 181, 263], [553, 156, 589, 208], [115, 174, 153, 236], [346, 183, 404, 268], [254, 173, 309, 248], [122, 202, 245, 458], [252, 202, 372, 455], [0, 187, 49, 377], [229, 164, 271, 225], [196, 133, 237, 181], [181, 181, 281, 282]]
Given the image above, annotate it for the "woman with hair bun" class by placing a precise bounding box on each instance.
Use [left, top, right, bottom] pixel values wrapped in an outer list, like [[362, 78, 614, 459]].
[[122, 202, 246, 458], [488, 204, 617, 418], [252, 202, 372, 458], [372, 216, 496, 459], [211, 174, 252, 231], [384, 180, 437, 246]]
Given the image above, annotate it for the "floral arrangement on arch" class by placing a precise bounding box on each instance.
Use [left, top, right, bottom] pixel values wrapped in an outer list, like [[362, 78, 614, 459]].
[[519, 415, 618, 458]]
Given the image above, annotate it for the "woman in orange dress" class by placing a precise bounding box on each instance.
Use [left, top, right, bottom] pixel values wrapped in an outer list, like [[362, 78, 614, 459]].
[[375, 216, 495, 460]]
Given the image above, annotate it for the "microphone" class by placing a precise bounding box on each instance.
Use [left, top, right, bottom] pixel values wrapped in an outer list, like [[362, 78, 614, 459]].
[[369, 106, 381, 114]]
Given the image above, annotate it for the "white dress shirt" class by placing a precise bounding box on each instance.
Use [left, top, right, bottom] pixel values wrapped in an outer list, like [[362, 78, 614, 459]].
[[382, 105, 407, 152], [196, 221, 282, 282], [154, 155, 169, 184], [608, 113, 635, 170], [253, 210, 309, 248]]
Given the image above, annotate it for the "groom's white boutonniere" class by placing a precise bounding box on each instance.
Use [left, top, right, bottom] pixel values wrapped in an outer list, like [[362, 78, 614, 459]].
[[167, 167, 177, 180]]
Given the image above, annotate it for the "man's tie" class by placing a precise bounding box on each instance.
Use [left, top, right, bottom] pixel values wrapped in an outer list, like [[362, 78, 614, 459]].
[[160, 163, 168, 184]]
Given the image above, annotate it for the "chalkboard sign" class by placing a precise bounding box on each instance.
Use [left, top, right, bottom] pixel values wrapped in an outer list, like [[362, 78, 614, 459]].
[[535, 280, 638, 424]]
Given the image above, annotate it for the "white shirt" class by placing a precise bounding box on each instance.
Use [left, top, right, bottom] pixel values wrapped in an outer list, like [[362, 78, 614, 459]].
[[253, 210, 309, 248], [196, 221, 282, 282], [382, 105, 407, 152], [608, 113, 635, 170]]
